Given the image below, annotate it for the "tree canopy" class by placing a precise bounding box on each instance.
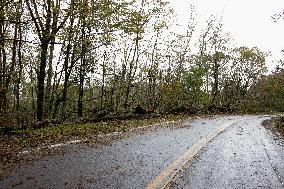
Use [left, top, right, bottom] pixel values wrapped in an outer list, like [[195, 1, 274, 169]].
[[0, 0, 281, 129]]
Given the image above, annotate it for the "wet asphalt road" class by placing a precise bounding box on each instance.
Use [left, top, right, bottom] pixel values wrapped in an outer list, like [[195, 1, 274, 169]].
[[0, 115, 283, 189], [171, 116, 284, 189]]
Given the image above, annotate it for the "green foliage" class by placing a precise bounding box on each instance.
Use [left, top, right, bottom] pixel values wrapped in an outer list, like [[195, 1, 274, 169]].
[[181, 67, 206, 109], [243, 69, 284, 112], [160, 81, 185, 112], [276, 116, 284, 129]]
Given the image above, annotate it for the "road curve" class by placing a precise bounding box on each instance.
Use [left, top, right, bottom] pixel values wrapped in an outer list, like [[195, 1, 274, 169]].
[[145, 119, 241, 189], [170, 116, 284, 189], [0, 115, 283, 189]]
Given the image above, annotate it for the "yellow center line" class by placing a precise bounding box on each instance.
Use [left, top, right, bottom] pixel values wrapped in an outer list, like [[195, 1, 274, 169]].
[[145, 119, 242, 189]]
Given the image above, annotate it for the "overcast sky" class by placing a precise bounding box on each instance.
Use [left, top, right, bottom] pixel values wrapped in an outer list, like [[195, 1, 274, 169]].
[[169, 0, 284, 70]]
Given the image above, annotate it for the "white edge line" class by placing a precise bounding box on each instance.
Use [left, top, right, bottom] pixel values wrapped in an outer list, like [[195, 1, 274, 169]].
[[18, 140, 85, 154], [18, 118, 192, 155]]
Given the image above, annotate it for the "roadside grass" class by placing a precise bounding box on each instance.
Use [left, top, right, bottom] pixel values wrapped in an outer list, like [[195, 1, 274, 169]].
[[0, 113, 196, 178], [276, 116, 284, 131], [262, 114, 284, 138], [1, 113, 190, 154]]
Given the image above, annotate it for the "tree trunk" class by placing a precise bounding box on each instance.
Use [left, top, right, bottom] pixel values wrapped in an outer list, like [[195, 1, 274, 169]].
[[45, 37, 55, 117], [101, 52, 106, 109], [124, 34, 139, 110], [15, 27, 23, 112], [37, 42, 49, 121], [210, 53, 219, 107], [0, 0, 6, 114], [78, 10, 87, 118]]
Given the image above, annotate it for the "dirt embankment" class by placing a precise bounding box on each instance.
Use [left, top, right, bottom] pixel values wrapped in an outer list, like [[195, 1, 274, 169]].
[[262, 116, 284, 139]]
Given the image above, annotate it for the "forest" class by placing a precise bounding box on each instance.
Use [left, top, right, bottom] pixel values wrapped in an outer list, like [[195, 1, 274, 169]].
[[0, 0, 283, 130]]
